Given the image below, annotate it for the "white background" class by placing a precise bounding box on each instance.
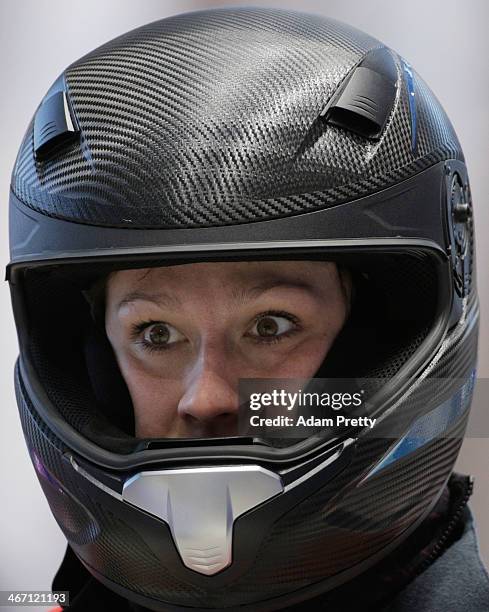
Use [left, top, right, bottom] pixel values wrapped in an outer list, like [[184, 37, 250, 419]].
[[0, 1, 488, 610]]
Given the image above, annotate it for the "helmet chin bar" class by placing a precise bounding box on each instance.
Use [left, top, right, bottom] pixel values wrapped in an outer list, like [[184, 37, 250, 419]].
[[70, 439, 353, 576], [123, 466, 283, 575]]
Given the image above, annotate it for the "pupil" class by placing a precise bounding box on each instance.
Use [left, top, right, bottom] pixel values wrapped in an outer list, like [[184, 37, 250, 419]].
[[149, 324, 169, 345], [257, 317, 278, 337]]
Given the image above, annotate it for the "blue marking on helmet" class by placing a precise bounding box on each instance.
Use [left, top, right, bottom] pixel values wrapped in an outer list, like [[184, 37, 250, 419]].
[[367, 369, 475, 477], [401, 59, 417, 154]]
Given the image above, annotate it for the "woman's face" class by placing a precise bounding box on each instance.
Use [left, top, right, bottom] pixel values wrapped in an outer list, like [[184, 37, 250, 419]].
[[105, 261, 350, 438]]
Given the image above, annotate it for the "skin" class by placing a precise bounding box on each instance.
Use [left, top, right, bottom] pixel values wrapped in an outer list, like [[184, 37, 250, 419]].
[[105, 261, 351, 438]]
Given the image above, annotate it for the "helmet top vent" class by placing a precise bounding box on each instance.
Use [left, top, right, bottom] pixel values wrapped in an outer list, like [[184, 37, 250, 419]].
[[321, 47, 398, 139]]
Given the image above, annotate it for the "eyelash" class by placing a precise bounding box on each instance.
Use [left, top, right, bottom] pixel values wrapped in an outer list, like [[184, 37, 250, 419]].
[[131, 320, 174, 353], [130, 310, 301, 353], [247, 310, 301, 345]]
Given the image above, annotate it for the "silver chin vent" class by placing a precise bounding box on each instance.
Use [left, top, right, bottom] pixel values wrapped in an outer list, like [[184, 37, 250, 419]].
[[122, 466, 283, 575], [69, 441, 351, 576]]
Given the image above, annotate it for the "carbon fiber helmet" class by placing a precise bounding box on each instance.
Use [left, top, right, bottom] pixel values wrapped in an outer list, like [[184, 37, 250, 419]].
[[8, 7, 478, 612]]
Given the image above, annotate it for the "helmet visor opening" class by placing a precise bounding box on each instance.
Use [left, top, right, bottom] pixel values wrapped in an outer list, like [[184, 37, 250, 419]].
[[12, 247, 448, 458]]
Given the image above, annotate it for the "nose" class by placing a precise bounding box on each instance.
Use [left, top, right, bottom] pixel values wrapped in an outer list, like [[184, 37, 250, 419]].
[[177, 348, 239, 435]]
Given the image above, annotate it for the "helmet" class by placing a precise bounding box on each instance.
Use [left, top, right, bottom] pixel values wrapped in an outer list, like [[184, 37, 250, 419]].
[[7, 7, 478, 611]]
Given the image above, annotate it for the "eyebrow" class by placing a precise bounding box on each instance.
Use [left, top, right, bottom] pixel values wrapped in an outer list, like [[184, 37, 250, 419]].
[[117, 279, 318, 311], [117, 290, 182, 310], [230, 279, 319, 303]]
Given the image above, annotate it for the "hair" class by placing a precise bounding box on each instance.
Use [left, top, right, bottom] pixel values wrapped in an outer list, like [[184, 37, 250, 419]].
[[83, 274, 108, 326]]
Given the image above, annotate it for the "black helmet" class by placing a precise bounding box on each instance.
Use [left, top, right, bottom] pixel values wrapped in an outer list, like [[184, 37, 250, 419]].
[[7, 7, 478, 611]]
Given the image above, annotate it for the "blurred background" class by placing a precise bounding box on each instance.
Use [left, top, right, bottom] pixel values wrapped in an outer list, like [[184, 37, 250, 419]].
[[1, 1, 488, 609]]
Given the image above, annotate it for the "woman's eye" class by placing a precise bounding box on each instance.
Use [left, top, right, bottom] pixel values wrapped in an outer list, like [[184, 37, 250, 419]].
[[142, 322, 184, 348], [250, 315, 295, 339]]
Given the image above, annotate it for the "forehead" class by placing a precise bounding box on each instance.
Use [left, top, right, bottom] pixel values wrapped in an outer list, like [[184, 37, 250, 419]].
[[107, 260, 338, 295]]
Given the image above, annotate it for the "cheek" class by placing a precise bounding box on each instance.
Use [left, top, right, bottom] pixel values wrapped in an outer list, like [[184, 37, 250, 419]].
[[260, 305, 346, 378], [117, 357, 182, 437], [267, 334, 336, 379]]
